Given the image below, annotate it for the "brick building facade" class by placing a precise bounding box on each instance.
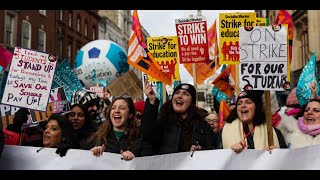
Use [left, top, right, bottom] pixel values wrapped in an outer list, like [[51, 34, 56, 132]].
[[0, 10, 100, 67]]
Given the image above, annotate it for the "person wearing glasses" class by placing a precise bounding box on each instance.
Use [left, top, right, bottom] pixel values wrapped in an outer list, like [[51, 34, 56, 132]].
[[85, 95, 152, 160], [222, 90, 287, 154], [199, 108, 223, 149], [142, 81, 217, 156]]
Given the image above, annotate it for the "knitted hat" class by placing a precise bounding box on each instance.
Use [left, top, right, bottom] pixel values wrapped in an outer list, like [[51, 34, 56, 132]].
[[172, 83, 197, 104], [134, 100, 145, 114], [237, 90, 264, 110], [71, 89, 101, 110], [286, 87, 299, 107]]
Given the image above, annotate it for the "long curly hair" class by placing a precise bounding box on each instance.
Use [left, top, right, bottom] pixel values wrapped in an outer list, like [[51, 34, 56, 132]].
[[87, 96, 139, 150]]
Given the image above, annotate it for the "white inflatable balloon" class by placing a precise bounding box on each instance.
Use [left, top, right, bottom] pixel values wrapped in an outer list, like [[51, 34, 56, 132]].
[[74, 40, 129, 88]]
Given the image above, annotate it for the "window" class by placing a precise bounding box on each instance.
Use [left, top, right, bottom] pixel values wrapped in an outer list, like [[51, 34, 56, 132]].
[[5, 13, 15, 47], [58, 39, 63, 59], [59, 10, 63, 21], [68, 12, 72, 27], [92, 26, 96, 39], [77, 16, 81, 32], [67, 42, 72, 61], [22, 20, 31, 48], [39, 10, 46, 16], [84, 20, 88, 36], [301, 31, 309, 66], [38, 29, 46, 52], [197, 92, 205, 101]]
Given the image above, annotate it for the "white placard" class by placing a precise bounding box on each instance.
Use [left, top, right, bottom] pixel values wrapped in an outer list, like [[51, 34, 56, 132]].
[[239, 26, 288, 91], [1, 47, 57, 111]]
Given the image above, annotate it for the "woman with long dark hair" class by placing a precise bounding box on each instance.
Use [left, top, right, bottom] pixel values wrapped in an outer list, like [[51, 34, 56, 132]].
[[222, 90, 287, 154], [142, 81, 218, 155]]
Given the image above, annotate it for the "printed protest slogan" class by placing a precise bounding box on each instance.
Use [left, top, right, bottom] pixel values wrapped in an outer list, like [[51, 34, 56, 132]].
[[90, 85, 105, 99], [1, 87, 67, 128], [147, 36, 180, 82], [256, 18, 268, 26], [127, 10, 171, 85], [52, 59, 83, 102], [184, 19, 221, 85], [1, 47, 57, 111], [219, 12, 256, 64], [48, 87, 69, 113], [239, 26, 288, 91], [175, 16, 209, 64]]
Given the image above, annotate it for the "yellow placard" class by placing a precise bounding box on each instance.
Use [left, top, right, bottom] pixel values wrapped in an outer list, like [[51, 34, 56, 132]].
[[219, 12, 256, 64], [256, 17, 268, 26], [147, 36, 180, 82]]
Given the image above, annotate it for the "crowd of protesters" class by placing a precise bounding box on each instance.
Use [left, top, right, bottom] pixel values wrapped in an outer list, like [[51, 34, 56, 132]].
[[2, 76, 320, 160]]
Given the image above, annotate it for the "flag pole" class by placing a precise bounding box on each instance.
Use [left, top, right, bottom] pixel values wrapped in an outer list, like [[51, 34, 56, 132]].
[[192, 63, 198, 106]]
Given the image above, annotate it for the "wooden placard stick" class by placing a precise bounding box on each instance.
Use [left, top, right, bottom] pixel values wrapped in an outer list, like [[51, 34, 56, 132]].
[[192, 63, 198, 106], [264, 90, 274, 147]]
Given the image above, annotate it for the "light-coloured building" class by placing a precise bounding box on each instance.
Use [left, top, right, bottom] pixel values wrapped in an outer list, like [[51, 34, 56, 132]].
[[260, 10, 320, 88], [98, 10, 150, 99]]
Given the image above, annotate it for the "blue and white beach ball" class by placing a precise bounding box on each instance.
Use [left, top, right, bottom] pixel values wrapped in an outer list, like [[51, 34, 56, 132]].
[[74, 40, 129, 88]]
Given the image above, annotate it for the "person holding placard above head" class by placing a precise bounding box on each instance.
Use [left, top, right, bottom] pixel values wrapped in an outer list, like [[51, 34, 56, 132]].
[[222, 90, 287, 154]]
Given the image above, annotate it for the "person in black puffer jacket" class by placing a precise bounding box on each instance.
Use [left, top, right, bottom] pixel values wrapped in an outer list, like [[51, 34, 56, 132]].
[[142, 82, 220, 155]]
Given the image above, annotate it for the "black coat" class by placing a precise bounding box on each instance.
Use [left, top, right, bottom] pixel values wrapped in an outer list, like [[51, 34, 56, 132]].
[[81, 130, 152, 157], [142, 98, 218, 155]]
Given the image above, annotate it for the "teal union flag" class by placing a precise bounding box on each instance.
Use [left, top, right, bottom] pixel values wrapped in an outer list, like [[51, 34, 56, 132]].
[[296, 53, 320, 106]]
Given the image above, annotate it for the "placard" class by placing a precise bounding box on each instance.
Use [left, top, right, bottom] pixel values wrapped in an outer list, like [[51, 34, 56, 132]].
[[1, 47, 57, 111]]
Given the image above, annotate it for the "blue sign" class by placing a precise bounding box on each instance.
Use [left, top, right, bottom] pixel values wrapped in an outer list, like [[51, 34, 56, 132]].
[[52, 60, 83, 102], [296, 53, 320, 106]]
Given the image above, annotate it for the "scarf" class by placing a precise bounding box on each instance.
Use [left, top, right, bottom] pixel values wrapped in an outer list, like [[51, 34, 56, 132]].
[[297, 117, 320, 136], [222, 119, 280, 150], [286, 108, 301, 116]]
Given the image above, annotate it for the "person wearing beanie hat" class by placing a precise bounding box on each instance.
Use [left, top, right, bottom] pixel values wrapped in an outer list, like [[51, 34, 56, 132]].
[[141, 81, 218, 155], [172, 83, 197, 105], [222, 90, 287, 154], [134, 100, 145, 127], [71, 89, 104, 129]]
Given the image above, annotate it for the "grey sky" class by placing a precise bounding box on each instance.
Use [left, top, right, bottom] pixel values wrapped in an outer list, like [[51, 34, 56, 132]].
[[137, 10, 254, 84]]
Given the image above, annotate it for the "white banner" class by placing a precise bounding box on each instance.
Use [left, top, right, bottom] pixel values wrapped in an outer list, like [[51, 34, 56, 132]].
[[1, 144, 320, 170]]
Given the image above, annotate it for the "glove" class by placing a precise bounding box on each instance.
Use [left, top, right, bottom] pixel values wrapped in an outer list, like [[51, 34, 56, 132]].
[[13, 108, 30, 125], [55, 144, 72, 157]]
